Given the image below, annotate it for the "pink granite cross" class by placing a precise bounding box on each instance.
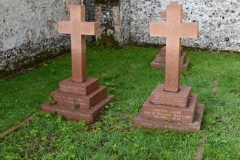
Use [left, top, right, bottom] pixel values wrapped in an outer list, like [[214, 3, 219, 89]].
[[150, 2, 198, 92], [58, 5, 99, 83], [161, 8, 187, 19]]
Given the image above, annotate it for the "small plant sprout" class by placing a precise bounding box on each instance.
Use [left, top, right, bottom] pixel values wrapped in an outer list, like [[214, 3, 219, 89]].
[[72, 99, 80, 110], [49, 95, 56, 105], [166, 114, 172, 122]]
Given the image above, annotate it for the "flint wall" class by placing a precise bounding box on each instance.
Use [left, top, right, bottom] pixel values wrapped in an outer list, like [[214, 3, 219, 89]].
[[0, 0, 83, 77], [123, 0, 240, 51]]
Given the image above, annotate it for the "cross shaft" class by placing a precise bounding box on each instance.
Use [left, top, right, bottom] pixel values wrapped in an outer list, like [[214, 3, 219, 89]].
[[58, 5, 99, 83], [150, 2, 198, 92]]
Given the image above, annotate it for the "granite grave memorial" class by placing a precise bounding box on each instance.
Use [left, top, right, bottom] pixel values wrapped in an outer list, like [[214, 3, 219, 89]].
[[42, 5, 115, 124], [134, 2, 205, 132]]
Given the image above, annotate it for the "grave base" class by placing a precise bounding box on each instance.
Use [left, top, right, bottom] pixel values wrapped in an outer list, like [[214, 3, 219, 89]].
[[42, 95, 114, 124], [141, 94, 198, 123], [150, 84, 192, 107], [151, 58, 189, 71], [150, 46, 190, 71], [42, 76, 115, 124], [133, 104, 204, 133], [59, 77, 99, 96]]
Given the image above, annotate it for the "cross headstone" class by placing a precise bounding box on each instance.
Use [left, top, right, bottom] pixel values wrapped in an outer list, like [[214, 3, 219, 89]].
[[150, 7, 189, 71], [42, 5, 114, 124], [161, 2, 187, 20], [134, 2, 204, 133], [58, 5, 99, 83], [150, 2, 198, 92]]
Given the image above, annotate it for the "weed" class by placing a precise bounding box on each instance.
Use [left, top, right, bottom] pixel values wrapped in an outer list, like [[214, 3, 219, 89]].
[[49, 95, 56, 105], [72, 99, 80, 110]]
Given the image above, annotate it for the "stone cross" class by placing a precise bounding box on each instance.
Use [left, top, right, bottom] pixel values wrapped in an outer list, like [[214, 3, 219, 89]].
[[150, 2, 198, 92], [58, 5, 99, 83], [161, 10, 187, 19]]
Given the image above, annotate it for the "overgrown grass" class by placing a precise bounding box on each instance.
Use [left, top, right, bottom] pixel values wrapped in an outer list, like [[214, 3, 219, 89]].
[[0, 44, 240, 159]]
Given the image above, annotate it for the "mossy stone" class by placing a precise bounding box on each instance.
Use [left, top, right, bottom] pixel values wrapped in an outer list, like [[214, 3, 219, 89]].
[[95, 0, 119, 5], [96, 25, 119, 49]]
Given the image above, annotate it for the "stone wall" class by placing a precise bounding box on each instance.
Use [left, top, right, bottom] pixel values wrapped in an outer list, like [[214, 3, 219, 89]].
[[1, 0, 239, 78], [125, 0, 240, 51], [84, 0, 95, 21], [120, 0, 131, 44], [0, 0, 83, 78], [94, 0, 133, 45], [95, 2, 122, 44]]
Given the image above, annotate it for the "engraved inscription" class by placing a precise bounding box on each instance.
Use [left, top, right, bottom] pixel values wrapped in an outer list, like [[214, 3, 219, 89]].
[[140, 122, 190, 131], [54, 94, 87, 106], [143, 107, 191, 122], [60, 84, 86, 95]]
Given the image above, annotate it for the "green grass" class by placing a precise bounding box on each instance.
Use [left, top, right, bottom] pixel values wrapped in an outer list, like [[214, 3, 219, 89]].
[[0, 44, 240, 159]]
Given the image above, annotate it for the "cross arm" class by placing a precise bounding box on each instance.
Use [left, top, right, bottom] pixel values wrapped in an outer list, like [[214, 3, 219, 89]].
[[58, 21, 72, 34], [161, 11, 187, 19], [150, 22, 167, 37], [80, 22, 99, 35], [180, 23, 198, 38]]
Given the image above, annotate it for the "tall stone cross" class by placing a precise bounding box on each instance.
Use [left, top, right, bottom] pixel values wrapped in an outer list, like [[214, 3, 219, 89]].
[[150, 2, 198, 92], [58, 5, 99, 83]]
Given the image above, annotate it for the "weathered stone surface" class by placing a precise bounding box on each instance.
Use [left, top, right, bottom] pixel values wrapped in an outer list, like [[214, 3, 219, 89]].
[[126, 0, 240, 51], [95, 4, 122, 44], [133, 104, 204, 133], [0, 0, 83, 76], [42, 95, 115, 124], [84, 0, 95, 22], [59, 77, 99, 95], [51, 86, 107, 110], [141, 94, 198, 123], [120, 0, 131, 44], [150, 84, 192, 107]]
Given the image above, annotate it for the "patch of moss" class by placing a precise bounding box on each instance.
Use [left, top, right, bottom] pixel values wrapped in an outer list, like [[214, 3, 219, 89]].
[[0, 45, 70, 79], [95, 0, 119, 5], [96, 25, 119, 49]]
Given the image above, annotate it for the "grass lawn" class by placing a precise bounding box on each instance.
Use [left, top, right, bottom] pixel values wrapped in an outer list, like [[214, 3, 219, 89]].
[[0, 44, 240, 159]]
